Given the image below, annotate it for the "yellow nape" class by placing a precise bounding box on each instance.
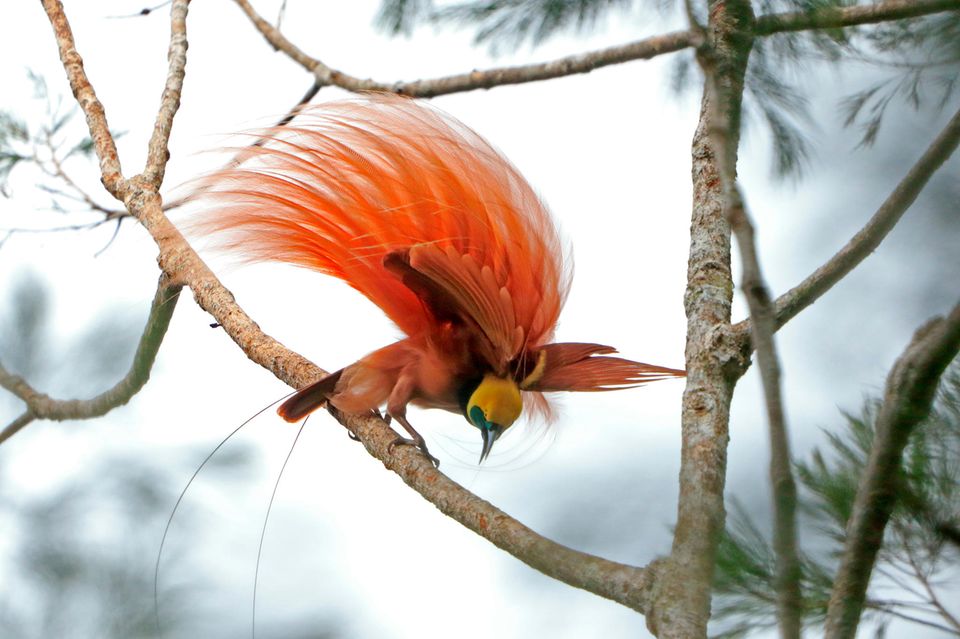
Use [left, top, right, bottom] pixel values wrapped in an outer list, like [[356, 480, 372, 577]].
[[467, 374, 523, 428]]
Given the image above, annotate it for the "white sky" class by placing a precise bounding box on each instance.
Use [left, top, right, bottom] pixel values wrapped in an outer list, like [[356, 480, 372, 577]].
[[0, 1, 957, 638]]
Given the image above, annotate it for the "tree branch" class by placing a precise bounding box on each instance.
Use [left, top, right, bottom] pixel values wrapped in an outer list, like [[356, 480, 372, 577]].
[[141, 0, 189, 188], [0, 278, 182, 445], [232, 0, 691, 97], [233, 0, 959, 102], [824, 302, 960, 639], [756, 0, 960, 36], [750, 105, 960, 335], [0, 412, 35, 444]]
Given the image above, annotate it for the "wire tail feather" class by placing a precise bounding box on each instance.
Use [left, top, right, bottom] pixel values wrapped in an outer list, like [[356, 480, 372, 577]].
[[277, 369, 343, 422]]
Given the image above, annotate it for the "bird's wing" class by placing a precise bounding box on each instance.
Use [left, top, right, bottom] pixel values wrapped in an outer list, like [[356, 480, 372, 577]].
[[192, 95, 569, 353], [520, 342, 685, 392]]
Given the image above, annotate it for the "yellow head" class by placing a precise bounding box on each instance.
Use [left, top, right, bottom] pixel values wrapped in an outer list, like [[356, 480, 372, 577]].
[[464, 374, 523, 463]]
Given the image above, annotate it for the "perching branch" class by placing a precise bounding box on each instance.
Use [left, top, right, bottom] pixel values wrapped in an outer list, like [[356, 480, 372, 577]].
[[38, 0, 660, 615], [694, 0, 803, 636], [750, 105, 960, 335], [0, 278, 182, 445], [824, 301, 960, 639]]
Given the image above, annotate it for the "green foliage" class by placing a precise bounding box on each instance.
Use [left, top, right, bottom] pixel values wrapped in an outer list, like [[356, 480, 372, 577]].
[[375, 0, 435, 35], [0, 111, 30, 196], [843, 12, 960, 147], [711, 363, 960, 638], [376, 0, 636, 50]]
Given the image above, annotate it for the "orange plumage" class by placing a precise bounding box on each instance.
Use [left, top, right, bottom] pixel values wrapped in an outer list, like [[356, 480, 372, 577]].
[[196, 95, 683, 463]]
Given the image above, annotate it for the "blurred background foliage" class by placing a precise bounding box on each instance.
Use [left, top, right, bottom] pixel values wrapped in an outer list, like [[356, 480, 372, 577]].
[[712, 362, 960, 638], [0, 274, 336, 638]]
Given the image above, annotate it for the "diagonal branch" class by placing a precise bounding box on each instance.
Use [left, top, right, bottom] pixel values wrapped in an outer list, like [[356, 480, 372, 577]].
[[732, 104, 960, 341], [824, 301, 960, 639], [0, 278, 182, 445]]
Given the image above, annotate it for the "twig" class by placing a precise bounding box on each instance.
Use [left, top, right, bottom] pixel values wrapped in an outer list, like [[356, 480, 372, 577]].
[[0, 279, 182, 445], [695, 0, 803, 636], [233, 0, 959, 100], [824, 301, 960, 639], [899, 522, 960, 633], [41, 0, 125, 199], [232, 0, 692, 97], [141, 0, 189, 188], [108, 1, 172, 19], [743, 105, 960, 336], [0, 412, 35, 444]]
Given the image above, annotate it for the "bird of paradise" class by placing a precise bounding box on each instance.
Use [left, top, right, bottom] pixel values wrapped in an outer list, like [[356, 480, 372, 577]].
[[197, 95, 683, 465]]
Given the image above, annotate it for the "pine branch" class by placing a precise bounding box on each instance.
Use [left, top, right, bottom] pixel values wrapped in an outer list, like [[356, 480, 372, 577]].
[[746, 104, 960, 336], [824, 302, 960, 639], [756, 0, 960, 36]]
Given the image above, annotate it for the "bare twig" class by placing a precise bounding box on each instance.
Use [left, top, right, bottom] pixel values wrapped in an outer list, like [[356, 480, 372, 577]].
[[898, 520, 960, 633], [749, 105, 960, 334], [0, 412, 35, 444], [108, 1, 172, 19], [232, 0, 692, 97], [141, 0, 189, 188], [0, 279, 182, 445], [824, 302, 960, 639]]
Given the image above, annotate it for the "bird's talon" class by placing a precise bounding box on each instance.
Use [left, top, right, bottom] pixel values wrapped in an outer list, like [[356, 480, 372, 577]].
[[388, 436, 440, 467]]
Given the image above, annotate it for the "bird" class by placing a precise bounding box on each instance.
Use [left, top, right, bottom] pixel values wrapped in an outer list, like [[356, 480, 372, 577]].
[[195, 95, 684, 465]]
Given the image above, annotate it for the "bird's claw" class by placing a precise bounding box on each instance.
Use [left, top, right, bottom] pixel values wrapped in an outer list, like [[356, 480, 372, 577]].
[[388, 436, 440, 468]]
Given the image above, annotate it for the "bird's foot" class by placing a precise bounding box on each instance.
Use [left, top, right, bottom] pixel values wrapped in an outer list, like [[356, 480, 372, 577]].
[[388, 436, 440, 468]]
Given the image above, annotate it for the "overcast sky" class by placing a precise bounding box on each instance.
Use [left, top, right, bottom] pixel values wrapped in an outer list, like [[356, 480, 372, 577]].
[[0, 1, 957, 638]]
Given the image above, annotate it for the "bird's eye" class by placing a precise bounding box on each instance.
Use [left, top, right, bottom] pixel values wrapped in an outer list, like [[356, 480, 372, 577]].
[[469, 405, 489, 430]]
